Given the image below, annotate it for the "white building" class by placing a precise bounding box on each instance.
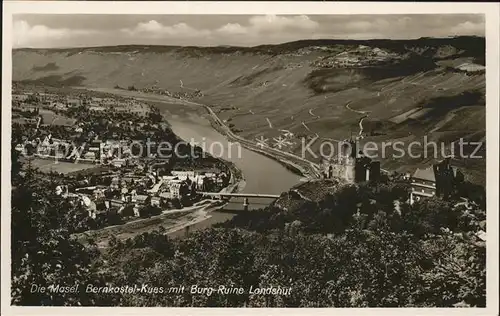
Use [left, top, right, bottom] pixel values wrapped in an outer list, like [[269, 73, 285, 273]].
[[194, 175, 206, 190], [89, 105, 106, 112], [171, 170, 196, 180], [162, 175, 179, 182], [169, 182, 182, 199], [83, 152, 97, 160], [111, 158, 127, 168], [13, 94, 29, 101], [151, 197, 161, 207]]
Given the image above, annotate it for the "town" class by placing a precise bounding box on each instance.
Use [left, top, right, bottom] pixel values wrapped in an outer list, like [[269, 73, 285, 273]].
[[12, 83, 234, 230]]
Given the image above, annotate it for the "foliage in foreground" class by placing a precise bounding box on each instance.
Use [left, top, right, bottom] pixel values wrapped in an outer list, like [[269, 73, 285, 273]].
[[11, 153, 486, 307]]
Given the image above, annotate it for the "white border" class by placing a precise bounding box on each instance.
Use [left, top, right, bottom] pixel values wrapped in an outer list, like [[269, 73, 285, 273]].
[[2, 2, 499, 316]]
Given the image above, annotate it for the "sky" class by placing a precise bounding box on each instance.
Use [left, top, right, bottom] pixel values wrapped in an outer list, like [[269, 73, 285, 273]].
[[12, 14, 485, 48]]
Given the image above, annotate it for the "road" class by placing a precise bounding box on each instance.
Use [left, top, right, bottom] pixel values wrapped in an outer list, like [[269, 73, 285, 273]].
[[200, 101, 321, 178], [358, 116, 366, 136], [266, 117, 273, 128], [345, 101, 371, 136], [301, 121, 311, 132]]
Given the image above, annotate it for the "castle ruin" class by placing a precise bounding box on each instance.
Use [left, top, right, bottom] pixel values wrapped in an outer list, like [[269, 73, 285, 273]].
[[321, 140, 380, 183]]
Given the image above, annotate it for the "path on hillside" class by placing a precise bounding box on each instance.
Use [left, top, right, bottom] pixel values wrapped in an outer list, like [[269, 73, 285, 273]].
[[358, 117, 366, 136], [309, 108, 320, 119], [301, 121, 311, 132], [345, 101, 371, 137], [266, 118, 273, 128], [345, 102, 370, 115]]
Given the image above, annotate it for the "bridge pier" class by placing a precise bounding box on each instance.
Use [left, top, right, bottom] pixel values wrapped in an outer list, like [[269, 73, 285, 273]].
[[243, 197, 249, 211]]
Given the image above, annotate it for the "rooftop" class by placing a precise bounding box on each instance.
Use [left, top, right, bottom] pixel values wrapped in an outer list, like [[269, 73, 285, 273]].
[[412, 166, 436, 182]]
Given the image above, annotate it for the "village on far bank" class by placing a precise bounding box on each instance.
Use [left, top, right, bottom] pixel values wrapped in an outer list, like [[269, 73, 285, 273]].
[[11, 83, 234, 231]]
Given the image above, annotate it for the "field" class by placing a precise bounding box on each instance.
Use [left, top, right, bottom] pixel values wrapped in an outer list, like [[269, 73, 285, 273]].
[[27, 158, 98, 174], [39, 108, 76, 126]]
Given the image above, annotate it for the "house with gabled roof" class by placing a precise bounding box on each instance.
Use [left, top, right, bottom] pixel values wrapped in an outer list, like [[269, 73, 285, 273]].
[[409, 158, 463, 205], [409, 166, 437, 205]]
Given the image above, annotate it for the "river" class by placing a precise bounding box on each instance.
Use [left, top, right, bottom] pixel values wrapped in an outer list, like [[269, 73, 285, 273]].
[[88, 88, 303, 234], [162, 104, 302, 235]]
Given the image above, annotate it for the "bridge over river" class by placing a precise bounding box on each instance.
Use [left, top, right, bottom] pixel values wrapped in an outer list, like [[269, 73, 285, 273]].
[[198, 192, 280, 199], [197, 192, 281, 210]]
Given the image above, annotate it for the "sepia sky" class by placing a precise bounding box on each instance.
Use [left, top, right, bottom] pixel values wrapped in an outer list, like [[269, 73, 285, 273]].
[[12, 14, 485, 48]]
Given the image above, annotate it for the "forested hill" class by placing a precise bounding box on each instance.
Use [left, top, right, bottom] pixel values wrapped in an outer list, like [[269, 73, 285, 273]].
[[11, 158, 486, 307]]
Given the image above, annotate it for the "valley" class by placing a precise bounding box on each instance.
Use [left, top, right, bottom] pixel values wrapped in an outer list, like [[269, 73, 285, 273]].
[[13, 36, 486, 184]]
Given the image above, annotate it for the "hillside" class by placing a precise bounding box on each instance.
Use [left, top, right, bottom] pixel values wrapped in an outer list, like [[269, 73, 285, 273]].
[[12, 36, 486, 184]]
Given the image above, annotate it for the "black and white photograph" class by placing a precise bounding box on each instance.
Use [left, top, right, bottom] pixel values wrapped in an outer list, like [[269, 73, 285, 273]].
[[2, 2, 499, 314]]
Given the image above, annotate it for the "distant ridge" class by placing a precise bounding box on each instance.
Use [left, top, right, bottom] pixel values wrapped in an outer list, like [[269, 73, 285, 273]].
[[13, 35, 485, 53]]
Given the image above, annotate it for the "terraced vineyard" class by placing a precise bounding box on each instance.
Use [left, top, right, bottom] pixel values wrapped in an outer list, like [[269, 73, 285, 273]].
[[12, 36, 486, 183]]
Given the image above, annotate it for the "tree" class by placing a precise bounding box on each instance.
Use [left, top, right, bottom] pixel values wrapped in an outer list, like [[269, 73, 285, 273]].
[[402, 197, 459, 236], [139, 204, 161, 218], [11, 171, 108, 305], [419, 233, 486, 307]]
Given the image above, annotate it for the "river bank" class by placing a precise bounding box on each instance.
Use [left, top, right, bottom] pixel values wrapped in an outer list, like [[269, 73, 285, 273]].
[[80, 87, 302, 236], [73, 200, 228, 247], [85, 87, 319, 180], [198, 101, 320, 180], [69, 102, 248, 245], [203, 110, 307, 178]]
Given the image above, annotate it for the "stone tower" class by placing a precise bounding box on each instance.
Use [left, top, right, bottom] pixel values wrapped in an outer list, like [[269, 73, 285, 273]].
[[343, 156, 356, 183]]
